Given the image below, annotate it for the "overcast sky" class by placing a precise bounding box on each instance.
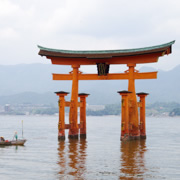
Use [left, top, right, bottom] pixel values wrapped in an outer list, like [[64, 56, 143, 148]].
[[0, 0, 179, 72]]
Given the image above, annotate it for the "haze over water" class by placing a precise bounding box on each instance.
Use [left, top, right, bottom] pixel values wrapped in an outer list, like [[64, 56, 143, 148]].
[[0, 115, 180, 179]]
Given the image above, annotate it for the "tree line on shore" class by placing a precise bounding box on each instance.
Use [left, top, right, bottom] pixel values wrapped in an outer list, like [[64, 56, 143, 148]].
[[86, 102, 180, 117], [1, 102, 180, 116]]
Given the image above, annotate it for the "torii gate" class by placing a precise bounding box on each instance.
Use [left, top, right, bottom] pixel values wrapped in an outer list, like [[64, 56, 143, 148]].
[[38, 40, 175, 141]]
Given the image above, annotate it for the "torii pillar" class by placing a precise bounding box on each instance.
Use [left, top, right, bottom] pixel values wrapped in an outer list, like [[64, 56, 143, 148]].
[[68, 65, 80, 139], [137, 92, 149, 139], [55, 91, 69, 140], [79, 93, 89, 138], [127, 63, 140, 139], [118, 91, 132, 141]]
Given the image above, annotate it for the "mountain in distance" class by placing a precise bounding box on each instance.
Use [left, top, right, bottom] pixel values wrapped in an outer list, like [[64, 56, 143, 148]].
[[0, 63, 180, 105], [0, 63, 72, 95]]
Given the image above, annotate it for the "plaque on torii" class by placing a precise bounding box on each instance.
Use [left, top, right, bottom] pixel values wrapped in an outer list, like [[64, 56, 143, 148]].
[[38, 40, 175, 140]]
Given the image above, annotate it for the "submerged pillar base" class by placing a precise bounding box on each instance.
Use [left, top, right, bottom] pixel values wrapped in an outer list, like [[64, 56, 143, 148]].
[[121, 135, 141, 141], [58, 136, 65, 141], [80, 134, 86, 139], [68, 128, 79, 139], [129, 135, 141, 140], [121, 135, 130, 141], [140, 135, 147, 139], [68, 134, 79, 139]]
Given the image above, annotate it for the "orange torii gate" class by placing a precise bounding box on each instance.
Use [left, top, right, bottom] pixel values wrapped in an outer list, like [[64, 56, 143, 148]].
[[38, 41, 175, 141]]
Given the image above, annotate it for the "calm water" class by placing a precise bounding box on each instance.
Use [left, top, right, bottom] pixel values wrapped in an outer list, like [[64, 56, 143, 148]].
[[0, 115, 180, 180]]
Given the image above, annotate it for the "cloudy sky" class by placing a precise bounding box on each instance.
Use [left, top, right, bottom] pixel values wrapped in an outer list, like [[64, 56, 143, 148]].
[[0, 0, 179, 72]]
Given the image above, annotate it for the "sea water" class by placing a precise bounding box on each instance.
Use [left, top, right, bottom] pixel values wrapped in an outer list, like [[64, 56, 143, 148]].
[[0, 115, 180, 179]]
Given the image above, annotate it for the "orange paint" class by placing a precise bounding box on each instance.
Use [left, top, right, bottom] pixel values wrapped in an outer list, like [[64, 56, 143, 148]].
[[79, 93, 89, 138], [68, 65, 80, 139], [127, 64, 140, 139], [53, 71, 157, 81], [118, 91, 132, 141], [49, 52, 161, 66], [55, 91, 69, 140], [137, 93, 149, 139]]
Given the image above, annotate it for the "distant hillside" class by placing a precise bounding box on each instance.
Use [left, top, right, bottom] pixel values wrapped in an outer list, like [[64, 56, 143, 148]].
[[0, 64, 180, 105], [0, 92, 58, 106], [0, 63, 72, 95]]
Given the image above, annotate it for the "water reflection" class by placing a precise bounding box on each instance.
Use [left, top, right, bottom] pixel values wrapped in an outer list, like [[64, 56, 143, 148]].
[[57, 139, 87, 179], [0, 145, 23, 151], [120, 140, 147, 179]]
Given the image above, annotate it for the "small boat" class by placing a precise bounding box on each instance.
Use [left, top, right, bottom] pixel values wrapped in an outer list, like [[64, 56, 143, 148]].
[[0, 137, 27, 146], [0, 121, 27, 146]]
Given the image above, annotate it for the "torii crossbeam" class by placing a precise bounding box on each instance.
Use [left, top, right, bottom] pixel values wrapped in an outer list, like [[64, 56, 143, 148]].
[[38, 40, 175, 140]]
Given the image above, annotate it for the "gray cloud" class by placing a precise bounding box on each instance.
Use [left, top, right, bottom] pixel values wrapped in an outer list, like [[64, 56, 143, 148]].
[[0, 0, 179, 71]]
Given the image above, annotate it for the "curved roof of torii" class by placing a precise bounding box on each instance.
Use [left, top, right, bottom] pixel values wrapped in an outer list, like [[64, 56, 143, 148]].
[[38, 40, 175, 65]]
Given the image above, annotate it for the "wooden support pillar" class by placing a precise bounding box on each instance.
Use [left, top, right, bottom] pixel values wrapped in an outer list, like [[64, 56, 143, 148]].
[[69, 65, 80, 139], [118, 91, 132, 141], [127, 64, 140, 139], [137, 92, 149, 139], [78, 93, 89, 139], [55, 91, 69, 140]]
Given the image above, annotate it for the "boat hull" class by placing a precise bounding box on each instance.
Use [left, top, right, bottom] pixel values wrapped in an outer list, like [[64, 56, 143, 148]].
[[0, 139, 27, 146], [0, 141, 11, 146], [10, 139, 27, 145]]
